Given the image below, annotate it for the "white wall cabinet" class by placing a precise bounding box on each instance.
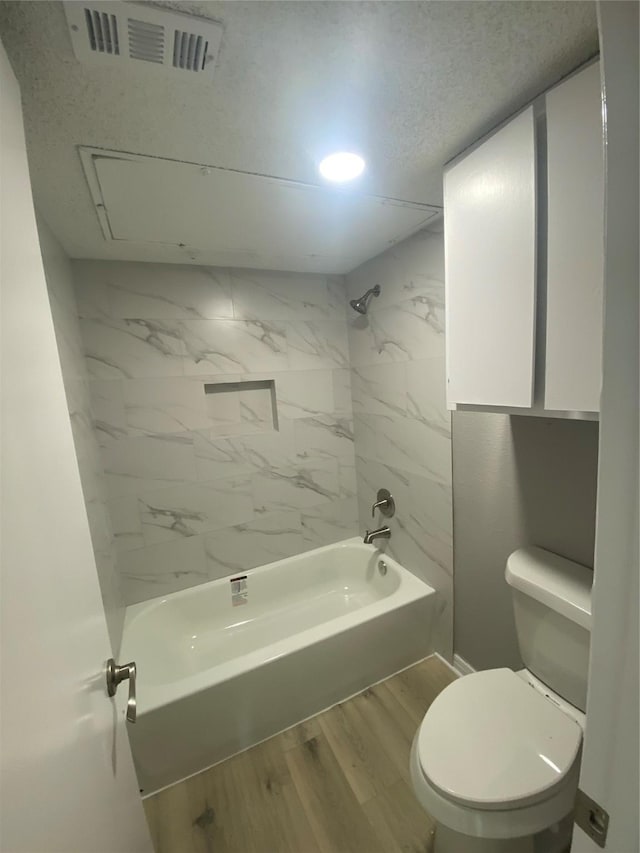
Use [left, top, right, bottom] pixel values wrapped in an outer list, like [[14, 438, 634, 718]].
[[444, 107, 537, 408], [444, 62, 603, 417], [545, 62, 604, 413]]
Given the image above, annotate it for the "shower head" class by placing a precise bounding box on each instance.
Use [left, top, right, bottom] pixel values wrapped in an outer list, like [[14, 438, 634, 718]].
[[349, 284, 381, 315]]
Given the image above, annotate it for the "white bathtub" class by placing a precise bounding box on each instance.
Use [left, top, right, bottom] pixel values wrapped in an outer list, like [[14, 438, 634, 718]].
[[121, 537, 436, 794]]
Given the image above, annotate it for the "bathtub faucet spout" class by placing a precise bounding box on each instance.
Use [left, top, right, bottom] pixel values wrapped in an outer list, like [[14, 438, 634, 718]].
[[363, 526, 391, 545]]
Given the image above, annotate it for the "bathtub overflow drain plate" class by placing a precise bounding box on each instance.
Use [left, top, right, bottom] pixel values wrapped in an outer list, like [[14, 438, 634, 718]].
[[378, 560, 388, 576]]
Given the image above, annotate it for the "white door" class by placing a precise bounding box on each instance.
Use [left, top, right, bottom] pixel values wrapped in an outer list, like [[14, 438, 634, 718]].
[[572, 2, 639, 851], [0, 40, 153, 853]]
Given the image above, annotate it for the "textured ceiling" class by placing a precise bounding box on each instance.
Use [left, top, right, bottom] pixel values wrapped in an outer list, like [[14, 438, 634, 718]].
[[0, 0, 598, 265]]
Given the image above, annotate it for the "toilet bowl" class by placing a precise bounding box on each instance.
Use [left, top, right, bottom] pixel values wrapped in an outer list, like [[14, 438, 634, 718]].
[[410, 547, 593, 853], [410, 668, 583, 852]]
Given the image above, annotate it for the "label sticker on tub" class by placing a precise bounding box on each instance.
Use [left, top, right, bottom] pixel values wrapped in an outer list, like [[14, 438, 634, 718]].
[[230, 575, 248, 606]]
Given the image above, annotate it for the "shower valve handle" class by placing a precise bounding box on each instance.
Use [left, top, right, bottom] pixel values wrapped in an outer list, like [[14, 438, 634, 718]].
[[106, 658, 137, 723], [371, 488, 395, 518]]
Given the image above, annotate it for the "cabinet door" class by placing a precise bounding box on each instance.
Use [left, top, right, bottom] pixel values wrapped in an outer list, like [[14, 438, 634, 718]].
[[545, 62, 604, 413], [444, 107, 537, 408]]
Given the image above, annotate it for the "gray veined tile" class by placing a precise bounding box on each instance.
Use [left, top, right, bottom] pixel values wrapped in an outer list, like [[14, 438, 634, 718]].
[[374, 414, 452, 485], [388, 518, 452, 600], [106, 262, 234, 319], [102, 434, 197, 498], [73, 260, 235, 320], [231, 269, 335, 333], [384, 289, 445, 337], [272, 370, 335, 419], [107, 496, 145, 553], [181, 319, 288, 376], [80, 317, 186, 379], [391, 481, 452, 576], [193, 432, 256, 480], [203, 510, 307, 579], [192, 423, 296, 481], [404, 512, 453, 579], [192, 432, 256, 481], [357, 455, 452, 603], [138, 478, 255, 545], [345, 228, 451, 658], [122, 377, 211, 436], [406, 357, 450, 438], [355, 456, 411, 524], [252, 456, 341, 513], [338, 461, 358, 500], [353, 413, 391, 461], [326, 275, 349, 323], [301, 498, 359, 547], [351, 363, 407, 417], [332, 369, 353, 414], [293, 415, 354, 462], [89, 380, 128, 446], [346, 229, 444, 309], [349, 298, 443, 367], [287, 319, 349, 370], [407, 474, 453, 558], [238, 387, 274, 431], [119, 535, 209, 605], [355, 454, 450, 577]]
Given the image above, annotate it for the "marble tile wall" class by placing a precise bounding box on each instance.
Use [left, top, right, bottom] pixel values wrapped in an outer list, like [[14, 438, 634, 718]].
[[346, 226, 454, 660], [72, 261, 358, 605], [38, 218, 124, 654]]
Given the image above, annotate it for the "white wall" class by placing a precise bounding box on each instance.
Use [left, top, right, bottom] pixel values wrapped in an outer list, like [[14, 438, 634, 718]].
[[452, 413, 598, 670], [346, 227, 453, 659], [72, 261, 358, 604], [39, 219, 124, 654]]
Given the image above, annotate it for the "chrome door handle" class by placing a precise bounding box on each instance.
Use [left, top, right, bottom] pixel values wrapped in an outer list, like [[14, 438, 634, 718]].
[[106, 658, 137, 723]]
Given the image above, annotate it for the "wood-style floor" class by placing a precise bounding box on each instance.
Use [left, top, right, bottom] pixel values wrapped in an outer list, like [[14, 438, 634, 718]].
[[143, 655, 457, 853]]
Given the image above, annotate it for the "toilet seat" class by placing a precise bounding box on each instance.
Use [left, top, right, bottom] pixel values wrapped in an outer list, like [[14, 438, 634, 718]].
[[410, 668, 584, 839], [417, 668, 582, 810]]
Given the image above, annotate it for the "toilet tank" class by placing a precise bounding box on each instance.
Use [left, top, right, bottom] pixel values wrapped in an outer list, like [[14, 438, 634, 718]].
[[506, 547, 593, 712]]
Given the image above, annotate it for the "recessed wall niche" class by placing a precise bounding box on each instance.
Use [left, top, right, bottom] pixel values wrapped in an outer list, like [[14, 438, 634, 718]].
[[204, 379, 278, 436]]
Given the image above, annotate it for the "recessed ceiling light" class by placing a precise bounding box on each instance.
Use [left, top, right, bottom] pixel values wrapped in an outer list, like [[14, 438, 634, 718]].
[[319, 152, 365, 183]]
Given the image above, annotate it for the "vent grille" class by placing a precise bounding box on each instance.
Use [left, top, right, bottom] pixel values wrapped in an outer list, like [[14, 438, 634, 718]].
[[173, 31, 208, 72], [64, 1, 223, 78], [85, 8, 120, 55], [128, 18, 164, 64]]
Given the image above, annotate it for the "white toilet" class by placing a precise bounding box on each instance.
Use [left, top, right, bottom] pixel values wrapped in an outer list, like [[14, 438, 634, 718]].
[[411, 546, 593, 853]]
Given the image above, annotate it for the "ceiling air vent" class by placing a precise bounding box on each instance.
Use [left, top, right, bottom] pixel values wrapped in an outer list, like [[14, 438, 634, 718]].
[[63, 2, 223, 78], [128, 18, 164, 64], [173, 31, 208, 72], [84, 9, 120, 55]]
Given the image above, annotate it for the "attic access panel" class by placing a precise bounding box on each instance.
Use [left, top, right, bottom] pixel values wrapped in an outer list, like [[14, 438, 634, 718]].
[[80, 148, 441, 274]]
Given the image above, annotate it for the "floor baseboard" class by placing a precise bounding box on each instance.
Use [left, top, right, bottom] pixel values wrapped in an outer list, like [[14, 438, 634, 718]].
[[452, 653, 476, 677]]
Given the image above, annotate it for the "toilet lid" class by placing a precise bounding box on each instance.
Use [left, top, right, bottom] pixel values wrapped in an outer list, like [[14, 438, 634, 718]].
[[417, 669, 583, 810]]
